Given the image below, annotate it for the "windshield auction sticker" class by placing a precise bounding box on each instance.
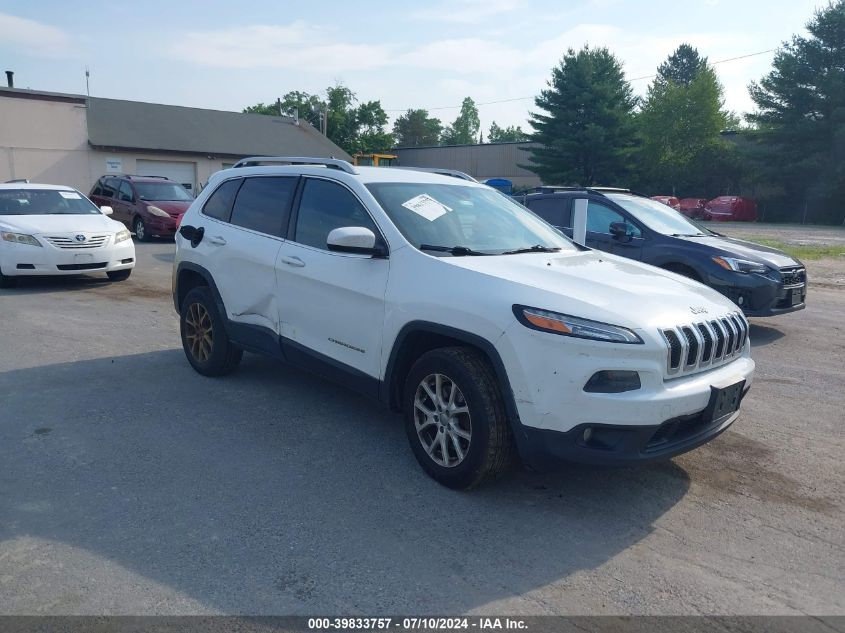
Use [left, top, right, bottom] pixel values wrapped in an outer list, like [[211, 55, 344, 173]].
[[58, 191, 82, 199], [401, 193, 452, 221]]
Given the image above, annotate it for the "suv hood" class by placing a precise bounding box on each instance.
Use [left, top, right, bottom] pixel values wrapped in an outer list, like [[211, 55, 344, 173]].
[[443, 250, 740, 330], [0, 213, 121, 234], [679, 234, 801, 269]]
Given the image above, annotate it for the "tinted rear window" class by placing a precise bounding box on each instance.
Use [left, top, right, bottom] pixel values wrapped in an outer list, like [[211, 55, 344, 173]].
[[202, 179, 242, 222], [230, 177, 297, 236]]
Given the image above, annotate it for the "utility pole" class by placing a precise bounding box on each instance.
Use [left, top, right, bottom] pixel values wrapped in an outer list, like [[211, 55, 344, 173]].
[[85, 66, 90, 97]]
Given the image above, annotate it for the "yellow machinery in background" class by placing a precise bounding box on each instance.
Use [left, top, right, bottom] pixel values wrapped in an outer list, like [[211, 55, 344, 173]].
[[353, 153, 398, 167]]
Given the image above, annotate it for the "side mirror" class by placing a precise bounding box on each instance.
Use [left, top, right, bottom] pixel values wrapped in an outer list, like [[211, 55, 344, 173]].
[[327, 227, 386, 257], [609, 221, 632, 242], [100, 205, 114, 215]]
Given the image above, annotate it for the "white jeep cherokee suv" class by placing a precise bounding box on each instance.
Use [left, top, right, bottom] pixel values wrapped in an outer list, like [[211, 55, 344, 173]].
[[172, 157, 754, 489]]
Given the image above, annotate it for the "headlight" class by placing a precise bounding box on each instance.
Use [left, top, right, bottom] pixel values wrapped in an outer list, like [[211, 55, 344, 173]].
[[1, 232, 41, 247], [147, 205, 170, 218], [713, 256, 767, 274], [114, 229, 131, 243], [514, 306, 643, 344]]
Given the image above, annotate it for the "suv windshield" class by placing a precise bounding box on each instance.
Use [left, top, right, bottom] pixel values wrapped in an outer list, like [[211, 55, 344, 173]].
[[606, 193, 711, 236], [366, 183, 577, 255], [135, 182, 193, 202], [0, 189, 101, 215]]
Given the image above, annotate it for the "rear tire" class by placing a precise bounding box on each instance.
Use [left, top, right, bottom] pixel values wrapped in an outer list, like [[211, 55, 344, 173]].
[[180, 286, 242, 376], [0, 267, 16, 288], [107, 269, 132, 282], [403, 346, 514, 490], [133, 216, 151, 242]]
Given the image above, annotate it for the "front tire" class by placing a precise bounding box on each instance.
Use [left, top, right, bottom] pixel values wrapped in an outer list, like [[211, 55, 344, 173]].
[[403, 347, 513, 490], [133, 216, 151, 242], [180, 286, 242, 376], [0, 267, 16, 288], [107, 269, 132, 282]]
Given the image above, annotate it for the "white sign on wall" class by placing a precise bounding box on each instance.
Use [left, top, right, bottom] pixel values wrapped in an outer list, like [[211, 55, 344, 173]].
[[105, 157, 122, 173]]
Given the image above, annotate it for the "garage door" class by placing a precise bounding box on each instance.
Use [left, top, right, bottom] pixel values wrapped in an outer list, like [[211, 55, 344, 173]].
[[136, 160, 197, 193]]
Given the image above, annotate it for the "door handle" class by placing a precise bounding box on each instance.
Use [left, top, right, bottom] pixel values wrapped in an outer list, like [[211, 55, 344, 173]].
[[207, 236, 227, 246], [279, 255, 305, 268]]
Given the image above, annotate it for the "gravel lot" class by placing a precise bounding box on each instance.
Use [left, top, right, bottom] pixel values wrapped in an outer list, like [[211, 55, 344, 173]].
[[1, 239, 843, 615]]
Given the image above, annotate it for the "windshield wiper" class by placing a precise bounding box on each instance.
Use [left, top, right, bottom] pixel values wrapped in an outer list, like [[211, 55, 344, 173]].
[[419, 244, 489, 256], [501, 244, 562, 255], [671, 233, 708, 237]]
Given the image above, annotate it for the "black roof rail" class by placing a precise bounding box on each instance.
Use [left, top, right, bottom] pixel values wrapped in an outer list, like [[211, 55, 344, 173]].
[[389, 166, 478, 182], [231, 156, 358, 175], [4, 178, 29, 183]]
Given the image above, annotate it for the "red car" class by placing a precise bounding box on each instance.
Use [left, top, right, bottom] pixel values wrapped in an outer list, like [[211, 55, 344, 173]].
[[679, 197, 708, 219], [90, 175, 194, 241], [650, 195, 680, 211], [704, 196, 758, 222]]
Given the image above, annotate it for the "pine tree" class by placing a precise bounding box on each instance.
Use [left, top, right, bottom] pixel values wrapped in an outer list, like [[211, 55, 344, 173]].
[[526, 46, 637, 185]]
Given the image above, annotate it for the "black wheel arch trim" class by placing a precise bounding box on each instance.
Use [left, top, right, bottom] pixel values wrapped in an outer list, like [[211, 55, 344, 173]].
[[382, 321, 526, 443], [173, 261, 228, 325]]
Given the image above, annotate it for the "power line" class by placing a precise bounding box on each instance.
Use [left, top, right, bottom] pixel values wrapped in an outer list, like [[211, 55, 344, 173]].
[[384, 47, 777, 113]]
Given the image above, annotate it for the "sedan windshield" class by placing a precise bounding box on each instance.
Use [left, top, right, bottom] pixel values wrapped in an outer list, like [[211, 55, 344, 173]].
[[0, 189, 102, 215], [135, 182, 193, 202], [366, 183, 577, 255], [607, 193, 711, 236]]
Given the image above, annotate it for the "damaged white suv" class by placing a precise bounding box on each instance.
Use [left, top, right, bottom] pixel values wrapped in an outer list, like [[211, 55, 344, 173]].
[[172, 158, 754, 489]]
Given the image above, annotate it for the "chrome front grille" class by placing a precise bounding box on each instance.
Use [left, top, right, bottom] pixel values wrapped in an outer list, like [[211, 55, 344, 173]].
[[44, 234, 110, 249], [660, 311, 748, 377]]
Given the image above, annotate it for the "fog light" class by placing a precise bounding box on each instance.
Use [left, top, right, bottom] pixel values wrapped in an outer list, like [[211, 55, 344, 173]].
[[583, 370, 641, 393]]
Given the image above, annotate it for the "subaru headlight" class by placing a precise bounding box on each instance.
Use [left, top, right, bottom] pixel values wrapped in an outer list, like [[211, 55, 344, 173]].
[[514, 306, 643, 344], [115, 229, 131, 243], [1, 232, 41, 247], [713, 256, 767, 274], [147, 205, 170, 218]]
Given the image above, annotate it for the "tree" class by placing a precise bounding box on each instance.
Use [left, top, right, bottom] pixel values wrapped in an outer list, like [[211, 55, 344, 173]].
[[526, 46, 637, 185], [243, 91, 325, 129], [636, 45, 735, 196], [656, 43, 707, 87], [488, 121, 529, 143], [354, 100, 394, 154], [441, 97, 480, 145], [747, 0, 845, 223], [392, 109, 443, 146]]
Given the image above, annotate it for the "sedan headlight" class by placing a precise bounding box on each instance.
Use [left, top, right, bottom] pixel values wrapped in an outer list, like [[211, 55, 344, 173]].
[[147, 205, 170, 218], [514, 306, 643, 344], [1, 231, 42, 247], [713, 256, 768, 274], [114, 229, 131, 243]]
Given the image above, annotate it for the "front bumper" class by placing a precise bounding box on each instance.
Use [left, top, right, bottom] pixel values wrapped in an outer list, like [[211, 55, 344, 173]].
[[0, 237, 135, 276], [497, 320, 755, 468], [707, 269, 806, 317], [146, 216, 180, 237], [517, 390, 746, 469]]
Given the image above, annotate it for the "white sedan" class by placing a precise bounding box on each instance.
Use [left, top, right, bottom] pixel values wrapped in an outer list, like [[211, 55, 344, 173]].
[[0, 183, 135, 288]]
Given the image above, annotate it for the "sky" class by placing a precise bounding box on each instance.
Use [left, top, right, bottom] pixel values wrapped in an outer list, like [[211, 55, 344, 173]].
[[0, 0, 825, 135]]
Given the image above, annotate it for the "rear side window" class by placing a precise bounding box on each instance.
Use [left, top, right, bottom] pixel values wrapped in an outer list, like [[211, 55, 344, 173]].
[[118, 181, 134, 202], [294, 178, 378, 250], [91, 179, 105, 196], [527, 197, 569, 227], [230, 177, 296, 236], [102, 178, 119, 198], [202, 178, 242, 222]]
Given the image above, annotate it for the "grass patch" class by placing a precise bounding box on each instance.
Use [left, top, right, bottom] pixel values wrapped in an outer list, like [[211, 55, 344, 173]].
[[743, 238, 845, 260]]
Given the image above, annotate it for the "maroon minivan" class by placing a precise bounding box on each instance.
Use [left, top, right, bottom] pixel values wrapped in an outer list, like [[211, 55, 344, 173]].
[[89, 175, 194, 241]]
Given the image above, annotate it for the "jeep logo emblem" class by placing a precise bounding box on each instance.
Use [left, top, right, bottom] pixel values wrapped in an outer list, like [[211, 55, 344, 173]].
[[690, 306, 708, 314]]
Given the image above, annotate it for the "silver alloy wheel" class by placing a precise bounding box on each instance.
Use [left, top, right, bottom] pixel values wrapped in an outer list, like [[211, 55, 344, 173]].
[[413, 373, 472, 468], [134, 218, 145, 240]]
